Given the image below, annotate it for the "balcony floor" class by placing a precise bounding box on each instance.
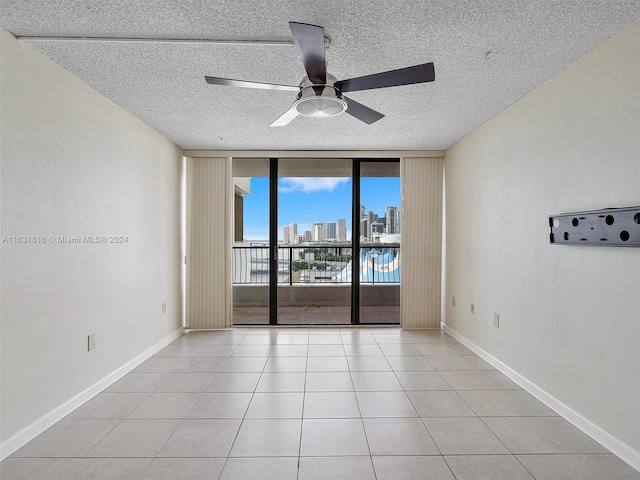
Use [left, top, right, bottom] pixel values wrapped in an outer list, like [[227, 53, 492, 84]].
[[233, 306, 399, 325]]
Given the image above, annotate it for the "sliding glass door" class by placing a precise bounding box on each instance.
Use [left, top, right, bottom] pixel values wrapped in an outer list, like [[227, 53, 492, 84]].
[[231, 159, 270, 325], [358, 161, 401, 324], [232, 158, 400, 325], [277, 159, 352, 325]]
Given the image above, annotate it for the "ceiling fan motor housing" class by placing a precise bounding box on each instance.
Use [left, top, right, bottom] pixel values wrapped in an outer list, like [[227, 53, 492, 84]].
[[294, 74, 347, 118]]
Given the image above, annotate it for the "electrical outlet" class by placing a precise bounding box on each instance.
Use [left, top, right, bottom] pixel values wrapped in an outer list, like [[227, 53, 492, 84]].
[[88, 334, 96, 351], [494, 313, 500, 328], [452, 296, 456, 307], [470, 303, 475, 315], [162, 301, 167, 314]]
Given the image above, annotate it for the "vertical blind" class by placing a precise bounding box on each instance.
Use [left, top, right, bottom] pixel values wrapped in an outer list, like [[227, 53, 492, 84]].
[[400, 157, 444, 329], [185, 157, 232, 329]]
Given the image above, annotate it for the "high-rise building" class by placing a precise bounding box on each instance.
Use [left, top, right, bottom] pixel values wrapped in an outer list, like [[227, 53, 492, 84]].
[[323, 222, 337, 241], [283, 223, 298, 243], [367, 211, 377, 239], [289, 223, 298, 243], [304, 230, 313, 242], [372, 221, 385, 235], [360, 218, 368, 241], [337, 219, 346, 241], [313, 222, 324, 242], [386, 206, 399, 234]]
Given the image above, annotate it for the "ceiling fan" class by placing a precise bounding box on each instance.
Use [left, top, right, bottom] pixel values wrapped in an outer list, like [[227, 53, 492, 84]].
[[205, 22, 435, 127]]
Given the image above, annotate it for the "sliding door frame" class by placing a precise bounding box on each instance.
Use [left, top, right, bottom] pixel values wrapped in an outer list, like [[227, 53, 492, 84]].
[[351, 160, 361, 325], [269, 158, 279, 325], [355, 158, 401, 325]]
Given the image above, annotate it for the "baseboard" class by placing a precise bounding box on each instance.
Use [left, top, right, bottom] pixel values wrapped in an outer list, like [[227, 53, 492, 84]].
[[441, 323, 640, 473], [0, 327, 184, 461]]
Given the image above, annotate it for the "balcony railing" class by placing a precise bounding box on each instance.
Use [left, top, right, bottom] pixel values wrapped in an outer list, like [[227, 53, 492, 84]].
[[232, 243, 400, 285]]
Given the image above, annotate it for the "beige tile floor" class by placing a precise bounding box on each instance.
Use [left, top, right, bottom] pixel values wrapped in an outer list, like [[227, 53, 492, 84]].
[[2, 327, 639, 480]]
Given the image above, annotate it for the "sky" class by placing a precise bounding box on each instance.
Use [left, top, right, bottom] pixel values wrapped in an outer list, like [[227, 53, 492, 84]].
[[242, 176, 401, 241]]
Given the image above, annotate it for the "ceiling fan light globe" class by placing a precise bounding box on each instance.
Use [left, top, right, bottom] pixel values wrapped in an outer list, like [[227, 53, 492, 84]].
[[295, 96, 347, 117], [294, 81, 347, 118]]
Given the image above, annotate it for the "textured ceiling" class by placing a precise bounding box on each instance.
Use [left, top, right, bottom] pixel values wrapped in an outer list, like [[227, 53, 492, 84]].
[[1, 1, 639, 150]]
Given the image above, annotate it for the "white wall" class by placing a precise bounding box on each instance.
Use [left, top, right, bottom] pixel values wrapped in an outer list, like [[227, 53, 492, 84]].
[[0, 28, 183, 444], [444, 18, 640, 458]]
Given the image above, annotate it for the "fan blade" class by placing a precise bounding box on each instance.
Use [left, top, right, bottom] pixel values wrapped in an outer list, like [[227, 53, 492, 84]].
[[289, 22, 326, 84], [205, 76, 299, 92], [269, 105, 299, 127], [335, 62, 435, 93], [344, 96, 385, 125]]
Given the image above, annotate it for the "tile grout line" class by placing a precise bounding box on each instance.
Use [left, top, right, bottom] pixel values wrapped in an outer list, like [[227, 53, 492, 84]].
[[299, 331, 313, 479], [347, 328, 379, 480], [204, 329, 252, 480]]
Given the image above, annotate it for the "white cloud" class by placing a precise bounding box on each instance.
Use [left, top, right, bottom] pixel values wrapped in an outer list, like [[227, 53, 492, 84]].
[[278, 177, 350, 194]]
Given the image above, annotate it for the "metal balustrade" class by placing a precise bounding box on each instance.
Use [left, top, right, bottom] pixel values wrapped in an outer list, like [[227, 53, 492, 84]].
[[232, 243, 400, 285]]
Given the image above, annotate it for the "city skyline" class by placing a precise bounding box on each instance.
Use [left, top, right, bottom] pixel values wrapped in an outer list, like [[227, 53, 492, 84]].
[[282, 206, 400, 245], [282, 220, 347, 244], [242, 176, 400, 241]]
